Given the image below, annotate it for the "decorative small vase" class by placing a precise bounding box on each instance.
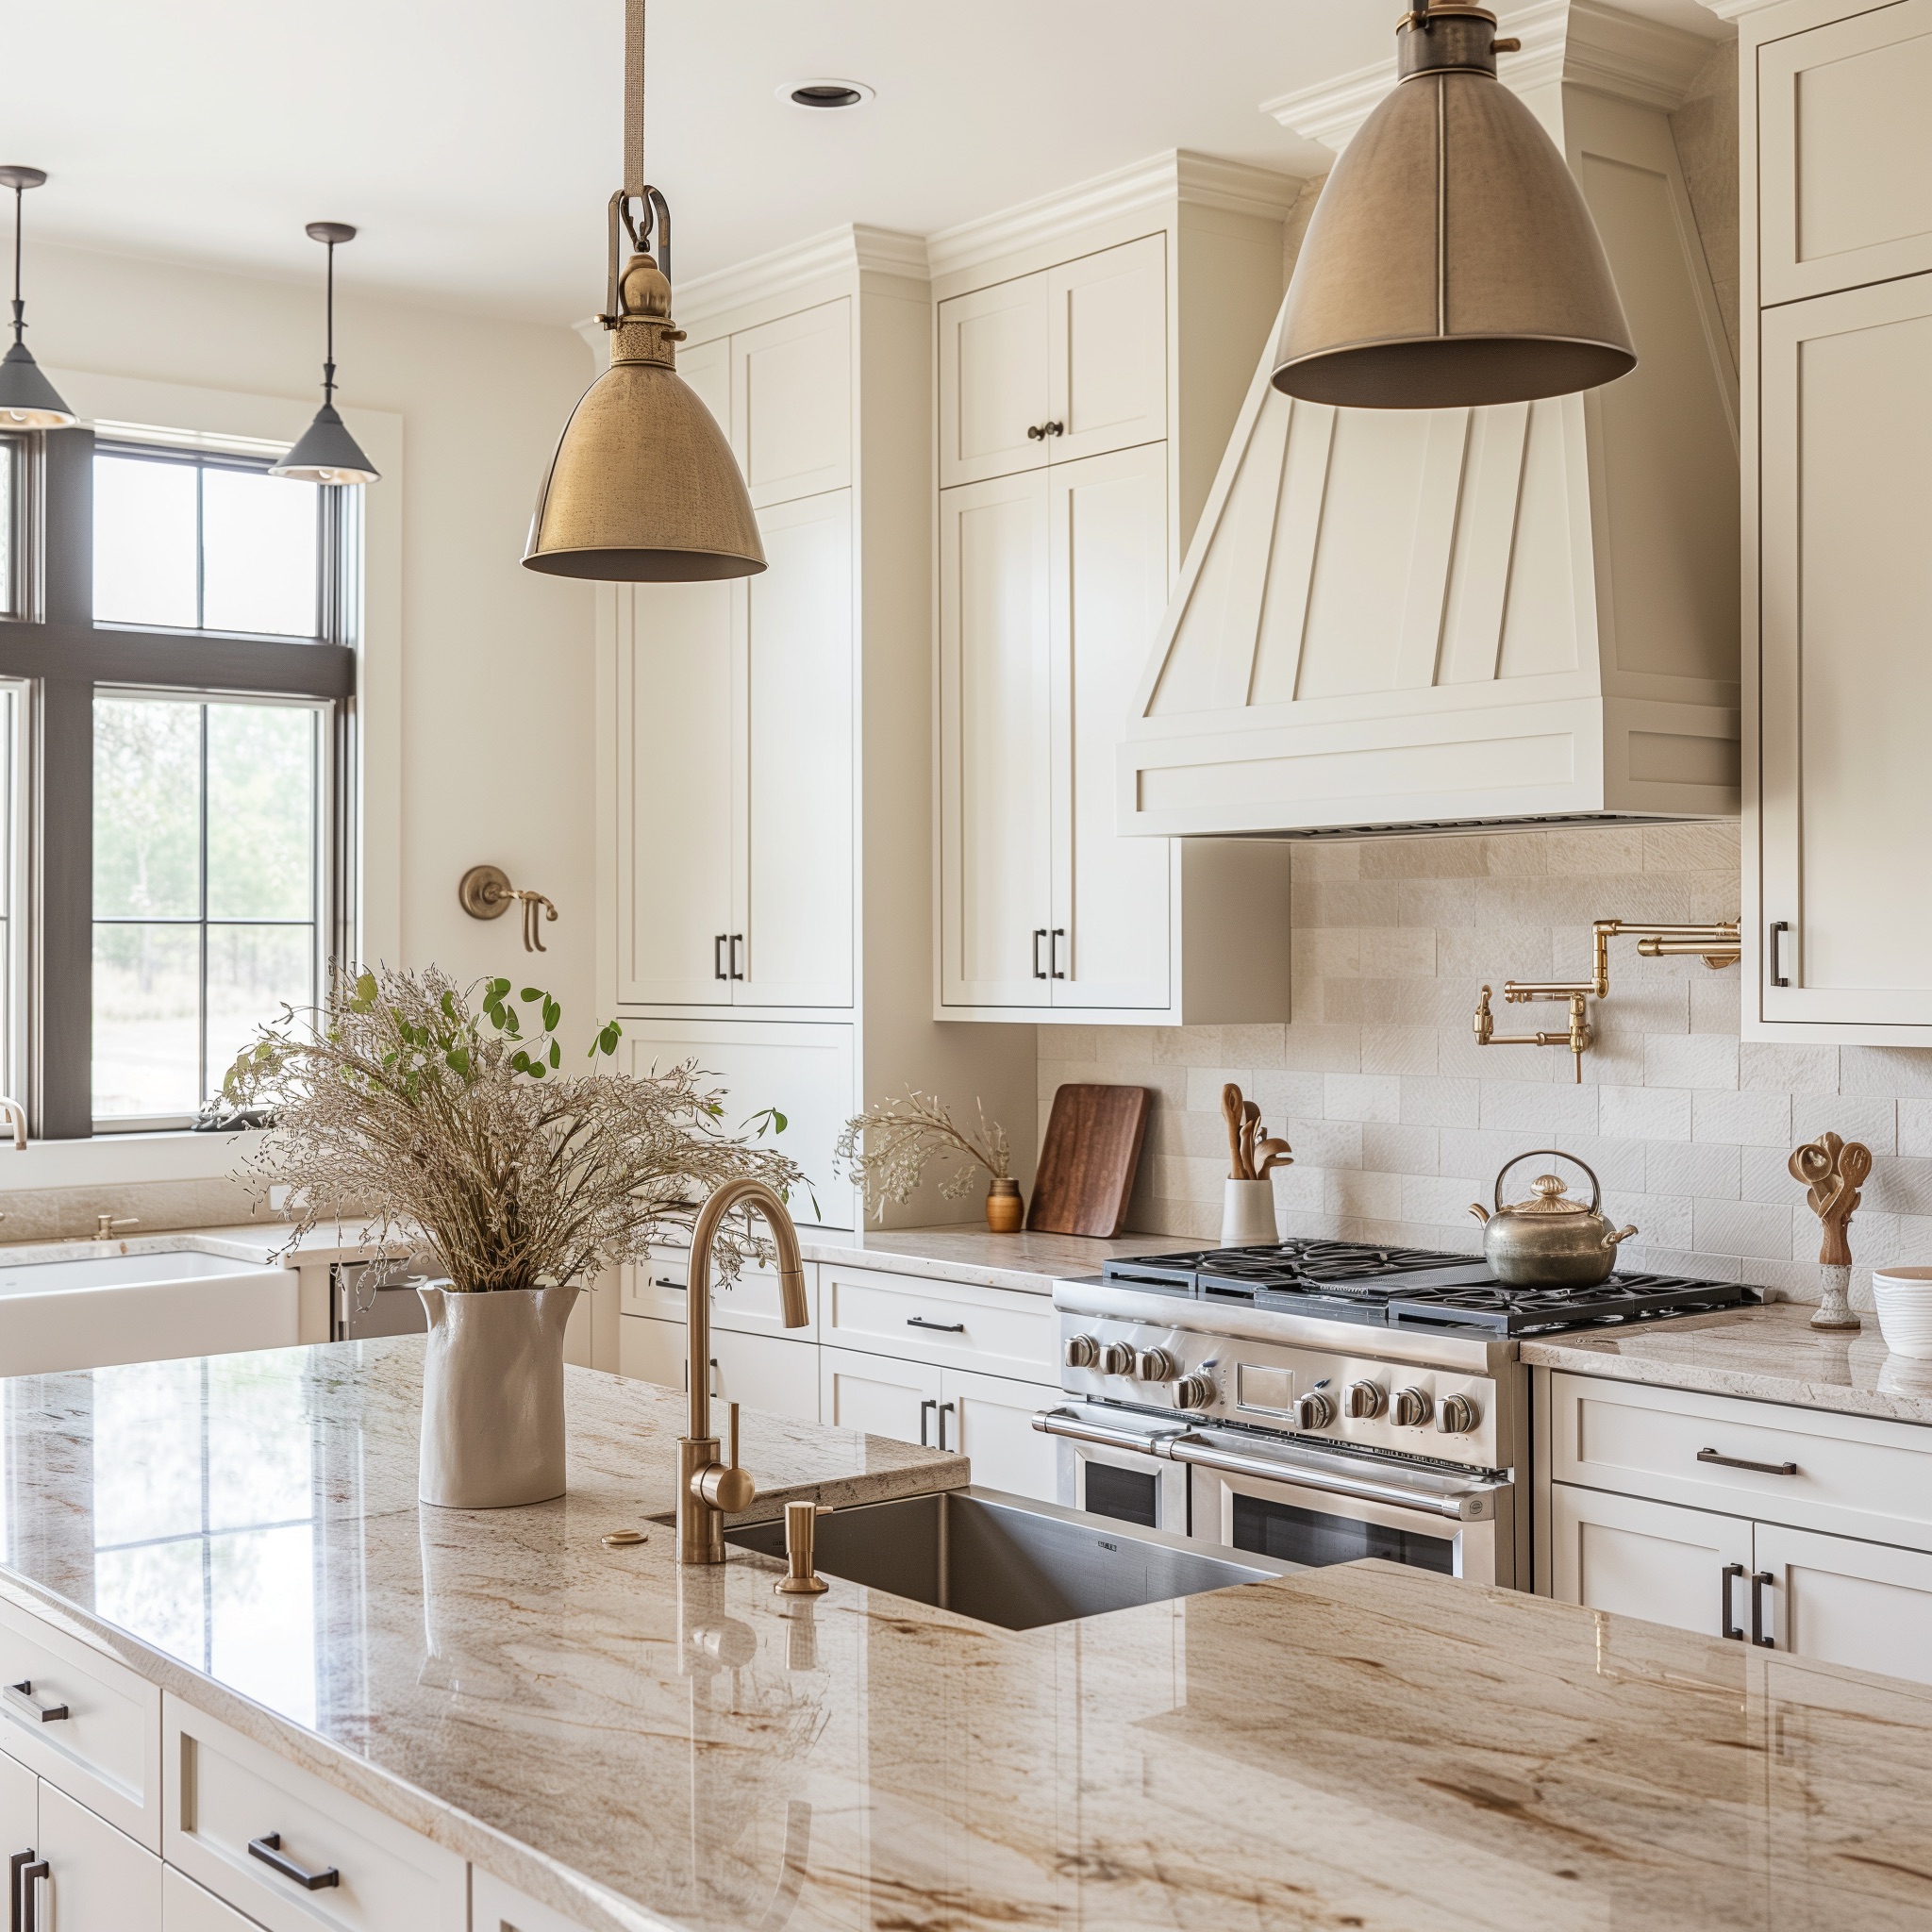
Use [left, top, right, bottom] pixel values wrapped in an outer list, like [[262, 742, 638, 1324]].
[[1223, 1177, 1278, 1247], [417, 1282, 580, 1508], [1810, 1262, 1860, 1331], [985, 1176, 1024, 1234]]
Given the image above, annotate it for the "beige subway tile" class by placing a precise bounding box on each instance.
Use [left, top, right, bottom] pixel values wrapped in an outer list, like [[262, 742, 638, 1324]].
[[1281, 1024, 1363, 1073], [1093, 1025, 1164, 1067], [1791, 1094, 1894, 1156], [1040, 1059, 1107, 1101], [1363, 1122, 1440, 1175], [1357, 1024, 1439, 1077], [1186, 1066, 1252, 1115], [1599, 1084, 1690, 1141], [1296, 879, 1402, 928], [1619, 1191, 1695, 1249], [1295, 926, 1362, 978], [1688, 976, 1744, 1038], [1282, 1116, 1365, 1169], [1357, 927, 1438, 976], [1437, 925, 1555, 982], [1399, 1076, 1481, 1127], [1644, 1032, 1739, 1091], [1402, 1173, 1487, 1228], [1842, 1046, 1932, 1097], [1324, 1072, 1402, 1123], [1332, 1168, 1405, 1222], [1651, 1139, 1740, 1200], [1440, 1127, 1537, 1181], [1151, 1026, 1216, 1066], [1250, 1070, 1325, 1120], [1740, 1144, 1798, 1205], [1479, 830, 1549, 875], [1693, 1197, 1794, 1260], [1397, 877, 1479, 927], [1642, 822, 1741, 872], [1739, 1042, 1839, 1094], [1361, 834, 1488, 878], [1890, 1214, 1932, 1266], [1221, 1024, 1289, 1070], [1900, 1099, 1932, 1157], [1692, 1088, 1791, 1147], [1293, 841, 1361, 883], [1864, 1156, 1932, 1218], [1546, 825, 1648, 876]]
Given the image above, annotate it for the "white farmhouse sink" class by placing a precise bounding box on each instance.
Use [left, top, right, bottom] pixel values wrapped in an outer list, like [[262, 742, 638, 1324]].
[[0, 1239, 295, 1376]]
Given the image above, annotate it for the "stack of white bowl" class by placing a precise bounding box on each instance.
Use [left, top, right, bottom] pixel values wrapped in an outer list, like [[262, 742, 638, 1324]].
[[1872, 1266, 1932, 1357]]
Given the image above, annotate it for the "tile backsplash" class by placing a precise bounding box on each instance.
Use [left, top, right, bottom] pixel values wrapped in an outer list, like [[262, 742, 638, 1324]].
[[1040, 821, 1932, 1308]]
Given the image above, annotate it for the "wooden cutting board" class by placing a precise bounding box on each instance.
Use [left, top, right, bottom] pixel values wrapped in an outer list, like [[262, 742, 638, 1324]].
[[1026, 1084, 1151, 1238]]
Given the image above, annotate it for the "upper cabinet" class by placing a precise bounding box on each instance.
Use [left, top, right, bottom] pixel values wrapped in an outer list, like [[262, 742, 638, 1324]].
[[938, 236, 1168, 487], [733, 304, 853, 506], [1757, 0, 1932, 305], [932, 169, 1302, 1025], [1741, 0, 1932, 1040]]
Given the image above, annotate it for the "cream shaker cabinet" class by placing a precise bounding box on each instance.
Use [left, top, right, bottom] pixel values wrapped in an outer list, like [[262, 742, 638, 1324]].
[[613, 306, 854, 1012], [1740, 0, 1932, 1039], [938, 235, 1167, 488]]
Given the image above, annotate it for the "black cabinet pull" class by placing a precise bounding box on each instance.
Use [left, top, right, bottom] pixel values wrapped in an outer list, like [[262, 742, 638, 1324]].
[[728, 933, 745, 980], [1049, 927, 1066, 979], [939, 1399, 957, 1450], [1750, 1570, 1776, 1649], [2, 1682, 67, 1724], [907, 1316, 966, 1334], [714, 934, 728, 981], [1699, 1447, 1798, 1476], [16, 1859, 44, 1932], [11, 1850, 37, 1932], [1721, 1561, 1744, 1641], [1770, 920, 1791, 988], [919, 1397, 937, 1446], [1031, 928, 1048, 979], [654, 1276, 685, 1291], [249, 1833, 341, 1890]]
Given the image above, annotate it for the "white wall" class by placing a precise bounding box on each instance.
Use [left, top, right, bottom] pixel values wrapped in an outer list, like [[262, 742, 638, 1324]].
[[6, 242, 599, 1230]]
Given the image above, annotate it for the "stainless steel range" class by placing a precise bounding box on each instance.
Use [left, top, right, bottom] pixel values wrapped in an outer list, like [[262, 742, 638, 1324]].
[[1035, 1239, 1755, 1591]]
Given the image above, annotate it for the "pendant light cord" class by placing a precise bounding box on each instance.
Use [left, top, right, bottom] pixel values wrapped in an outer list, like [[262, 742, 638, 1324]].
[[322, 236, 337, 405], [625, 0, 646, 200], [9, 182, 24, 347]]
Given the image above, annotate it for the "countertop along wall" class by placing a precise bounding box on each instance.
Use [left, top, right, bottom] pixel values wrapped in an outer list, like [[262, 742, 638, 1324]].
[[8, 241, 598, 1236], [1041, 821, 1932, 1310]]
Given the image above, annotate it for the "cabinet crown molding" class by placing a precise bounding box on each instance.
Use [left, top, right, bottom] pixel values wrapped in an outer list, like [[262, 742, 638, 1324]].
[[924, 149, 1307, 282], [674, 223, 929, 333], [1265, 0, 1729, 151]]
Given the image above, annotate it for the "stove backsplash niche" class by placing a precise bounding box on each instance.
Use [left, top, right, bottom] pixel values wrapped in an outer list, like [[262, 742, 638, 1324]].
[[1037, 821, 1932, 1312]]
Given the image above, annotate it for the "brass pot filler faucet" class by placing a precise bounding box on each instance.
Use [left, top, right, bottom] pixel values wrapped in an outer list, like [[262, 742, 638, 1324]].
[[1473, 919, 1740, 1082]]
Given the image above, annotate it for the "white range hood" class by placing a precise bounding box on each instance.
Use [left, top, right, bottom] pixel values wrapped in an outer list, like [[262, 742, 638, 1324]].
[[1119, 0, 1740, 837]]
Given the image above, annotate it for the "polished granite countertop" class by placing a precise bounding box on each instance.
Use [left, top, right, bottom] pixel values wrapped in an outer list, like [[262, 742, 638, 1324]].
[[6, 1339, 1932, 1930], [1522, 1302, 1932, 1428]]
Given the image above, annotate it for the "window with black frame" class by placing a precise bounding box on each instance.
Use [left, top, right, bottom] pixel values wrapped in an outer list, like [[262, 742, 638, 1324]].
[[0, 425, 356, 1138]]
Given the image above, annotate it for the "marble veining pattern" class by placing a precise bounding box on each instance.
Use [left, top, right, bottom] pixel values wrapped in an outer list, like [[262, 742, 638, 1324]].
[[1523, 1302, 1932, 1427], [4, 1340, 1932, 1930]]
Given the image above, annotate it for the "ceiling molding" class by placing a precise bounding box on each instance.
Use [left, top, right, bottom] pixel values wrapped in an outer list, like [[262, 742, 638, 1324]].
[[1263, 0, 1727, 153], [1691, 0, 1779, 18], [672, 222, 929, 330], [924, 149, 1307, 281]]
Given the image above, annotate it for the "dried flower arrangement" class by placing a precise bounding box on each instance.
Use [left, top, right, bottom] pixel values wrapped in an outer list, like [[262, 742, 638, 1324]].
[[835, 1090, 1012, 1224], [220, 964, 800, 1291]]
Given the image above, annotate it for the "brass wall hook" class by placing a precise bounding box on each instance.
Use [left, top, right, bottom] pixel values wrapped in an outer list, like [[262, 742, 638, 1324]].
[[458, 864, 558, 953], [1473, 919, 1740, 1082]]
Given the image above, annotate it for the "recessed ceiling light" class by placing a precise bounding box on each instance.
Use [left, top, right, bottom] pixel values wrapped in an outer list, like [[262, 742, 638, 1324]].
[[783, 78, 874, 110]]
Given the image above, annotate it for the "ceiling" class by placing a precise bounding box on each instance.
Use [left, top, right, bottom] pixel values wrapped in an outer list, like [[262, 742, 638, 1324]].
[[2, 0, 1727, 327]]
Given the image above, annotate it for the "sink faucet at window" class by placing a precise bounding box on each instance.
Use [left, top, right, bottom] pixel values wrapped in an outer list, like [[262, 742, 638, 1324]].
[[679, 1178, 809, 1565]]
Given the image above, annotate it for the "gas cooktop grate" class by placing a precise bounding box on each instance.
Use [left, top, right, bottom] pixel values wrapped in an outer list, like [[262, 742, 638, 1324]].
[[1375, 1275, 1754, 1335]]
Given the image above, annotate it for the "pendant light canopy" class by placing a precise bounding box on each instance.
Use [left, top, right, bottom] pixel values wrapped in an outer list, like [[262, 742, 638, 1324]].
[[1271, 2, 1636, 410], [0, 166, 75, 430], [522, 0, 763, 581], [272, 222, 380, 486]]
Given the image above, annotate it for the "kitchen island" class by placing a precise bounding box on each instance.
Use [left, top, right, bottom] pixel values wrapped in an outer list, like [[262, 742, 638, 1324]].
[[2, 1339, 1930, 1932]]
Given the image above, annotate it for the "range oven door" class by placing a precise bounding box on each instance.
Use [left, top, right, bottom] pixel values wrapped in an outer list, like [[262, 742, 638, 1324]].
[[1174, 1430, 1514, 1588], [1035, 1403, 1190, 1537]]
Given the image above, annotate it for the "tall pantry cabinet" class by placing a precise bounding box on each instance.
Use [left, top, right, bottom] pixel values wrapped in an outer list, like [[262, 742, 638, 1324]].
[[930, 160, 1300, 1023], [596, 228, 1035, 1228], [1731, 0, 1932, 1039]]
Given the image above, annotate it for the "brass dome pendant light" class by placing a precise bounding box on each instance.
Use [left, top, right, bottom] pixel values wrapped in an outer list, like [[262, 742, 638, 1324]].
[[523, 0, 764, 581], [272, 223, 381, 485], [0, 167, 75, 429], [1271, 1, 1636, 410]]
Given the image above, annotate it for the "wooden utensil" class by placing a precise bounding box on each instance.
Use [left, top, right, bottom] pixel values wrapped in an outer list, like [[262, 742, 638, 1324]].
[[1240, 1100, 1261, 1179], [1255, 1137, 1294, 1177], [1790, 1131, 1870, 1265], [1027, 1085, 1152, 1238]]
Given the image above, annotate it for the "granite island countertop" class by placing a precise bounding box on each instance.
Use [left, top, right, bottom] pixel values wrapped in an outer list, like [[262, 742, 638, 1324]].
[[1522, 1301, 1932, 1428], [6, 1338, 1932, 1930]]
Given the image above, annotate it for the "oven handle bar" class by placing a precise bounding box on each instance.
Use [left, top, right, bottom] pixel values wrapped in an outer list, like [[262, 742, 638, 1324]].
[[1032, 1408, 1491, 1522]]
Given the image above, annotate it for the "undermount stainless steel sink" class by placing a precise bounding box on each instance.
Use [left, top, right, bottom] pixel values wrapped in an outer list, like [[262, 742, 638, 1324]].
[[726, 1486, 1303, 1631]]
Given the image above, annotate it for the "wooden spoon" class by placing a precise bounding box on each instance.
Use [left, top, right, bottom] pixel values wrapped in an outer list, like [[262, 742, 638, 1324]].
[[1221, 1084, 1246, 1180], [1255, 1137, 1292, 1177], [1241, 1101, 1261, 1180]]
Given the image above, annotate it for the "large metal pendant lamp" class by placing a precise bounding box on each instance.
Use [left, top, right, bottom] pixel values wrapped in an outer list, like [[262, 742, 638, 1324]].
[[522, 0, 764, 581], [271, 223, 380, 485], [0, 167, 75, 430], [1271, 1, 1636, 410]]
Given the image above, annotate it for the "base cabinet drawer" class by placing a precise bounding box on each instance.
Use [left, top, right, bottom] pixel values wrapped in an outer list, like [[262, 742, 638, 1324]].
[[36, 1781, 162, 1931], [0, 1593, 161, 1848], [162, 1867, 261, 1932], [473, 1868, 597, 1932], [819, 1265, 1057, 1381], [164, 1702, 464, 1932], [618, 1317, 820, 1424], [1548, 1373, 1932, 1552]]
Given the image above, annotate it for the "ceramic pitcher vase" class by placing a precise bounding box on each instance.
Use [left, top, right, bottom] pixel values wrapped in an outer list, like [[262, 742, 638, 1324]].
[[416, 1282, 579, 1508]]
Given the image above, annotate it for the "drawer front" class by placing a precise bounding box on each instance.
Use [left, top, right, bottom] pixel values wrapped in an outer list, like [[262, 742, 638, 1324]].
[[37, 1781, 163, 1931], [474, 1868, 597, 1932], [163, 1867, 261, 1932], [0, 1593, 160, 1848], [820, 1266, 1057, 1381], [165, 1702, 464, 1932], [1550, 1373, 1932, 1550], [621, 1251, 820, 1340]]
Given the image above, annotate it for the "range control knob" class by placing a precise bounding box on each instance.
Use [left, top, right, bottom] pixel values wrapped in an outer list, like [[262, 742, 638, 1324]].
[[1343, 1380, 1386, 1421], [1292, 1391, 1334, 1431], [1135, 1347, 1179, 1382], [1391, 1387, 1433, 1429], [1097, 1341, 1137, 1376], [1173, 1374, 1215, 1411], [1436, 1393, 1479, 1436], [1063, 1334, 1099, 1370]]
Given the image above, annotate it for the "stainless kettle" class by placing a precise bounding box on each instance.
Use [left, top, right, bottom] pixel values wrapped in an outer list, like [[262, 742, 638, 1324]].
[[1469, 1150, 1638, 1287]]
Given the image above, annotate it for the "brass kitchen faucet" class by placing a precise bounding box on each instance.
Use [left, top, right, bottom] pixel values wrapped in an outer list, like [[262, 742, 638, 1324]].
[[1473, 919, 1740, 1082]]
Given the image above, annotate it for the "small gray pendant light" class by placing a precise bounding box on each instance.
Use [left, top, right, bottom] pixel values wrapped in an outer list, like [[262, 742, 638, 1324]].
[[0, 167, 75, 429], [1271, 0, 1636, 410], [272, 223, 380, 485], [522, 0, 763, 581]]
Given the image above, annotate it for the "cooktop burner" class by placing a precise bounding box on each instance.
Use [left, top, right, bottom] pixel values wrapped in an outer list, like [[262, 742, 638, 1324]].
[[1102, 1238, 1755, 1335]]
